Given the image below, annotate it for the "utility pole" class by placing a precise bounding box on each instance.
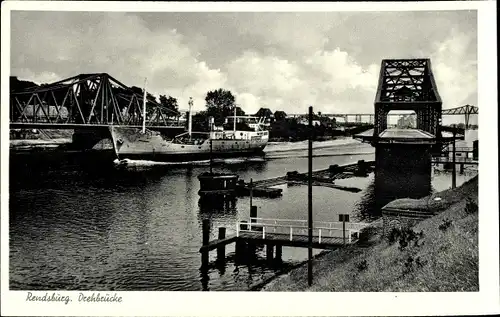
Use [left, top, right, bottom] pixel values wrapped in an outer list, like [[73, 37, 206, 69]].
[[452, 130, 457, 189], [308, 106, 313, 286]]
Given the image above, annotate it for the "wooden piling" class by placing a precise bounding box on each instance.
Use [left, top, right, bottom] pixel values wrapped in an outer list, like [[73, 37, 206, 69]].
[[217, 227, 226, 262], [342, 218, 346, 246], [247, 242, 257, 259], [473, 140, 478, 160], [275, 245, 282, 262], [235, 239, 245, 259], [201, 219, 210, 267], [209, 139, 213, 174], [266, 244, 274, 261], [249, 178, 253, 209], [250, 205, 257, 230]]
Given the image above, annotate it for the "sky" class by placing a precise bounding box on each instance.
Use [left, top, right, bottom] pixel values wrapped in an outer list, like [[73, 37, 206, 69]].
[[10, 10, 477, 122]]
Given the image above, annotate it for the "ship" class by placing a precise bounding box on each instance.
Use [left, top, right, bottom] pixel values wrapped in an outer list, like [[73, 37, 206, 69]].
[[109, 97, 269, 162]]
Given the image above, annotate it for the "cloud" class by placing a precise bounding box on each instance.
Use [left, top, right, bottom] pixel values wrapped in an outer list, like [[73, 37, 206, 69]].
[[225, 48, 379, 114], [10, 11, 477, 117], [431, 29, 477, 108]]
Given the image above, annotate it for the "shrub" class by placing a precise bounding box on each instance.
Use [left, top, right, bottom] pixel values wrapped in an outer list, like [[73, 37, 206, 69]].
[[465, 198, 478, 215], [402, 255, 426, 276], [356, 259, 368, 272], [387, 227, 425, 250], [438, 218, 453, 231]]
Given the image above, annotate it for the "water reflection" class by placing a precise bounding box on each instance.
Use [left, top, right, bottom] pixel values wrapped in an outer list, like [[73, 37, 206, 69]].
[[354, 170, 432, 220], [10, 141, 475, 291]]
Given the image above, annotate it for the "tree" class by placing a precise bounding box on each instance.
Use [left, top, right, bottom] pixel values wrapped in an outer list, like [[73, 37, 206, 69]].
[[234, 106, 246, 116], [159, 95, 180, 117], [255, 107, 273, 119], [205, 88, 236, 125], [192, 110, 209, 132], [274, 111, 287, 121], [10, 76, 39, 92]]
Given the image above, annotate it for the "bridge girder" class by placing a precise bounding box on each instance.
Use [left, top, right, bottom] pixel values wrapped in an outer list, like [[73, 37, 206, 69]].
[[441, 104, 478, 128], [374, 59, 442, 138], [10, 73, 180, 127]]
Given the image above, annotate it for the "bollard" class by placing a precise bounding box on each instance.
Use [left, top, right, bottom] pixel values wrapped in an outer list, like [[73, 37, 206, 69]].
[[217, 227, 226, 263]]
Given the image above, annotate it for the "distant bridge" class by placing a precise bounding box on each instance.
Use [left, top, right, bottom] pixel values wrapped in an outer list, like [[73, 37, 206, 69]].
[[10, 73, 184, 130], [288, 104, 478, 128]]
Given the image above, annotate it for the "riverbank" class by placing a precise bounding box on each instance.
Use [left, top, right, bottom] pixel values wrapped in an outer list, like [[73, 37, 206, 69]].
[[261, 175, 478, 291]]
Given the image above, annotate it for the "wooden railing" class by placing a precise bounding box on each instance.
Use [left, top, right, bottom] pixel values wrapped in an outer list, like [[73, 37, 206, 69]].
[[235, 217, 370, 244]]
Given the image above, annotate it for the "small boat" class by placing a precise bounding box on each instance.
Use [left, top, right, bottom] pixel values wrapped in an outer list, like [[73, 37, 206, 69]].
[[197, 172, 239, 196]]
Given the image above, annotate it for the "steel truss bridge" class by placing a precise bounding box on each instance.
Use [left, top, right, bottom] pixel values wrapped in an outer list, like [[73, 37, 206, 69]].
[[9, 73, 184, 130], [352, 58, 475, 147], [9, 72, 478, 131]]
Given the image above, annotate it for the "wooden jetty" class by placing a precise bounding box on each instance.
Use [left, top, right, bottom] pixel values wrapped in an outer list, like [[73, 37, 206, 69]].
[[236, 160, 375, 198], [199, 217, 370, 266]]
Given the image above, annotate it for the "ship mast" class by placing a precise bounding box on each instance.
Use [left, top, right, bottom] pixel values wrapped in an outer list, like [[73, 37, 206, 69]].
[[233, 105, 237, 135], [188, 97, 193, 140], [142, 77, 147, 134]]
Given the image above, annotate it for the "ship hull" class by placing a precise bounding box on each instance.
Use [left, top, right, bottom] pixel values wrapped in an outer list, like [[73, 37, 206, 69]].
[[109, 126, 268, 162], [111, 149, 266, 162]]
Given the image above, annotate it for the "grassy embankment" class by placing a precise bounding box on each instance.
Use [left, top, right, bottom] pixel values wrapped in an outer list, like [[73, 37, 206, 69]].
[[262, 175, 478, 291]]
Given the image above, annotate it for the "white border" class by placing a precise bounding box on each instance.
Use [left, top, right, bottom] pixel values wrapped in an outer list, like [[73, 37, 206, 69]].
[[1, 1, 498, 316]]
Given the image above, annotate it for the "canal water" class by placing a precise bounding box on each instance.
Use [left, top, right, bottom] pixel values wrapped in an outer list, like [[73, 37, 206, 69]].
[[9, 134, 477, 291]]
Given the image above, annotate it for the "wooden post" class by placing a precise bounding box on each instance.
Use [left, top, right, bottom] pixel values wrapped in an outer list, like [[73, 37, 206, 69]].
[[473, 140, 478, 160], [452, 131, 457, 189], [275, 245, 282, 262], [460, 163, 464, 174], [266, 244, 274, 261], [209, 139, 213, 174], [308, 106, 313, 286], [249, 178, 253, 210], [235, 239, 245, 261], [217, 227, 226, 262], [343, 218, 346, 246], [339, 214, 350, 246], [250, 205, 257, 230], [201, 219, 210, 267], [247, 242, 256, 259]]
